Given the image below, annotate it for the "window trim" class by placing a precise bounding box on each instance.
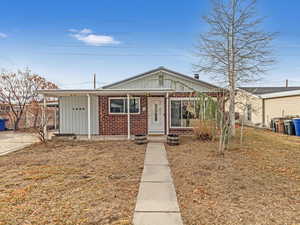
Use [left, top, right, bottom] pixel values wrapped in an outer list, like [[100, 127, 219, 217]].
[[170, 97, 196, 129], [108, 97, 141, 115]]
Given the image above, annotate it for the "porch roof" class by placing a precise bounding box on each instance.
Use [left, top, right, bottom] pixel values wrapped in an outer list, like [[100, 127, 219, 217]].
[[38, 88, 178, 97]]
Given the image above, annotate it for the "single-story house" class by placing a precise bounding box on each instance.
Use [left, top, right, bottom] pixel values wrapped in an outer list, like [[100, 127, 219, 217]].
[[39, 67, 221, 139], [236, 86, 300, 127]]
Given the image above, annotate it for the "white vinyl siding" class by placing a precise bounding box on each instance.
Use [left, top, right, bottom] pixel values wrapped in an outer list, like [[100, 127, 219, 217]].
[[59, 96, 99, 135], [106, 71, 212, 92]]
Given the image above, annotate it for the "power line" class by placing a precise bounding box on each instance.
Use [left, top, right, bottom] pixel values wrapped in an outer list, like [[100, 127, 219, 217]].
[[42, 52, 184, 57]]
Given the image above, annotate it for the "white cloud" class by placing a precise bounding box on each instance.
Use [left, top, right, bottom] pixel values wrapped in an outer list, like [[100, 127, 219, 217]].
[[69, 28, 119, 46], [68, 28, 78, 33], [79, 28, 92, 34], [0, 33, 7, 38]]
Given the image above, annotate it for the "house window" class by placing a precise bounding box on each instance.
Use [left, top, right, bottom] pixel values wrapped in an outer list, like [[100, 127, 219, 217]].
[[171, 99, 195, 128], [246, 104, 252, 121], [109, 97, 140, 114], [130, 98, 140, 113]]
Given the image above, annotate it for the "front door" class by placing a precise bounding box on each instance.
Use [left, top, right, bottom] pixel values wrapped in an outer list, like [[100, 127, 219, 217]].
[[148, 97, 165, 134]]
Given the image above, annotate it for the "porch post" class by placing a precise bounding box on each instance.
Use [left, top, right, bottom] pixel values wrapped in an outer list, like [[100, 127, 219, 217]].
[[54, 108, 57, 130], [166, 92, 169, 135], [43, 96, 47, 139], [87, 94, 91, 140], [127, 94, 130, 140]]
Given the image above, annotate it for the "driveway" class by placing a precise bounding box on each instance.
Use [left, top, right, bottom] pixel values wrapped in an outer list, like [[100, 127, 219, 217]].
[[0, 131, 39, 156]]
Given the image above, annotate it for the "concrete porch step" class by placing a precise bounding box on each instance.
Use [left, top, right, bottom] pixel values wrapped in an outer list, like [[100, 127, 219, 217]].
[[147, 135, 166, 143]]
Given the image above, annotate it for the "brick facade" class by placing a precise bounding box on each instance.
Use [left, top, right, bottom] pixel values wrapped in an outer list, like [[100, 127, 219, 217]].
[[99, 96, 147, 135], [99, 92, 221, 136], [98, 93, 195, 136]]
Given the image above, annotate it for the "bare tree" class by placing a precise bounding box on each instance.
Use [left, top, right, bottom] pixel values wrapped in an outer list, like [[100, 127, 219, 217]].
[[192, 89, 231, 155], [27, 100, 43, 128], [36, 111, 51, 143], [194, 0, 275, 137], [0, 69, 58, 130]]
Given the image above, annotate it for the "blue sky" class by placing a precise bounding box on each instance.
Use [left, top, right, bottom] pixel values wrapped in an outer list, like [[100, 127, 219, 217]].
[[1, 0, 300, 88]]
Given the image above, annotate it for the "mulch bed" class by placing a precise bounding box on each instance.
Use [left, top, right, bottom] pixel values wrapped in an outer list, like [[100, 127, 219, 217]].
[[166, 128, 300, 225], [0, 140, 146, 225]]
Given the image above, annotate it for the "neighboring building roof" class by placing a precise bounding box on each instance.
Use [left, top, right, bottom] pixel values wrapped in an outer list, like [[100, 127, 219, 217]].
[[260, 89, 300, 99], [239, 86, 300, 95], [102, 66, 220, 90]]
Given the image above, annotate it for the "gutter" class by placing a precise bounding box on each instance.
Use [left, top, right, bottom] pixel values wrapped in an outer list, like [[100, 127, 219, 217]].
[[38, 88, 176, 96], [260, 90, 300, 99]]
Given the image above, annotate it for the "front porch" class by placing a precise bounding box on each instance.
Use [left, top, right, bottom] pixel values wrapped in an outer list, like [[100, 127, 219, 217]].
[[40, 88, 181, 140]]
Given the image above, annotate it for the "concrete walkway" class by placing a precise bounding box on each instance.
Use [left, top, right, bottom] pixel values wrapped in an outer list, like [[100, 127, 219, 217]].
[[133, 143, 183, 225], [0, 131, 39, 156]]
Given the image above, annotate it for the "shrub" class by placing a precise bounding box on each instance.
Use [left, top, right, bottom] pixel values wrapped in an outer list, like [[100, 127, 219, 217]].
[[193, 120, 216, 141]]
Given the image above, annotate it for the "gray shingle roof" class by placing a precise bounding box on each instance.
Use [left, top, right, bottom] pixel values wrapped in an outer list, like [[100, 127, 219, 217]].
[[239, 87, 300, 95]]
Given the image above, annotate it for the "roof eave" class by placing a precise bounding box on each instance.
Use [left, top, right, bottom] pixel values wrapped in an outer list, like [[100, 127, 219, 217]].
[[38, 88, 176, 97], [260, 90, 300, 99]]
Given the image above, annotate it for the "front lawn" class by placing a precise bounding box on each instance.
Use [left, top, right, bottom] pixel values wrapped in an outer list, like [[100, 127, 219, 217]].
[[0, 141, 146, 225], [167, 128, 300, 225]]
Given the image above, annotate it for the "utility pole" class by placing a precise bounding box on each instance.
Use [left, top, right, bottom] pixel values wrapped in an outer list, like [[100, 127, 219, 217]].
[[93, 73, 96, 89]]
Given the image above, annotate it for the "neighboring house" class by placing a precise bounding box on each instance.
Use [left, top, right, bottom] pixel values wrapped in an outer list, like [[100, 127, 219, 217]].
[[39, 67, 221, 139], [237, 87, 300, 127], [0, 102, 58, 130]]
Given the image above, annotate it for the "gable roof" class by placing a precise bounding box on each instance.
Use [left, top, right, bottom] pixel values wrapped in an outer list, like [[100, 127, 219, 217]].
[[102, 66, 219, 90], [239, 86, 300, 95]]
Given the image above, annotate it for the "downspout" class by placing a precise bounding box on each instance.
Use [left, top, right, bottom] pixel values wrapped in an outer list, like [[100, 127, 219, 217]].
[[58, 97, 61, 134], [87, 94, 91, 140], [43, 96, 47, 139], [262, 98, 265, 127], [127, 94, 131, 140], [166, 92, 169, 135], [54, 104, 57, 130]]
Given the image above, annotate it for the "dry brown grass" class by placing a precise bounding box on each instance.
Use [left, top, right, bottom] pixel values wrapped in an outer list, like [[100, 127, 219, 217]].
[[166, 128, 300, 225], [0, 140, 146, 225]]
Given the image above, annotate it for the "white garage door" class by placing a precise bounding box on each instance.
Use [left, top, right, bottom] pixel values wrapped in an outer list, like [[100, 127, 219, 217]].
[[59, 96, 99, 135]]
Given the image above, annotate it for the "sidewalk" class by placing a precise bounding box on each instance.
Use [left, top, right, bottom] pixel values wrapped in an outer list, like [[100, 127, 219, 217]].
[[133, 143, 183, 225]]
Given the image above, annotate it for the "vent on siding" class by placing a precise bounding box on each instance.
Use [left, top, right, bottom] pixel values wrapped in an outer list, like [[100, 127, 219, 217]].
[[158, 74, 164, 87]]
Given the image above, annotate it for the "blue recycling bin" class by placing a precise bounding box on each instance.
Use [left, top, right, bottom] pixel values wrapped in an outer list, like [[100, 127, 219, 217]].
[[0, 119, 6, 131], [293, 118, 300, 136]]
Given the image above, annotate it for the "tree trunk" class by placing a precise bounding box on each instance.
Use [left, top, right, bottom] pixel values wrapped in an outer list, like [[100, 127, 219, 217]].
[[13, 110, 23, 131], [229, 88, 236, 136], [229, 0, 236, 137], [14, 117, 20, 131], [33, 112, 39, 128]]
